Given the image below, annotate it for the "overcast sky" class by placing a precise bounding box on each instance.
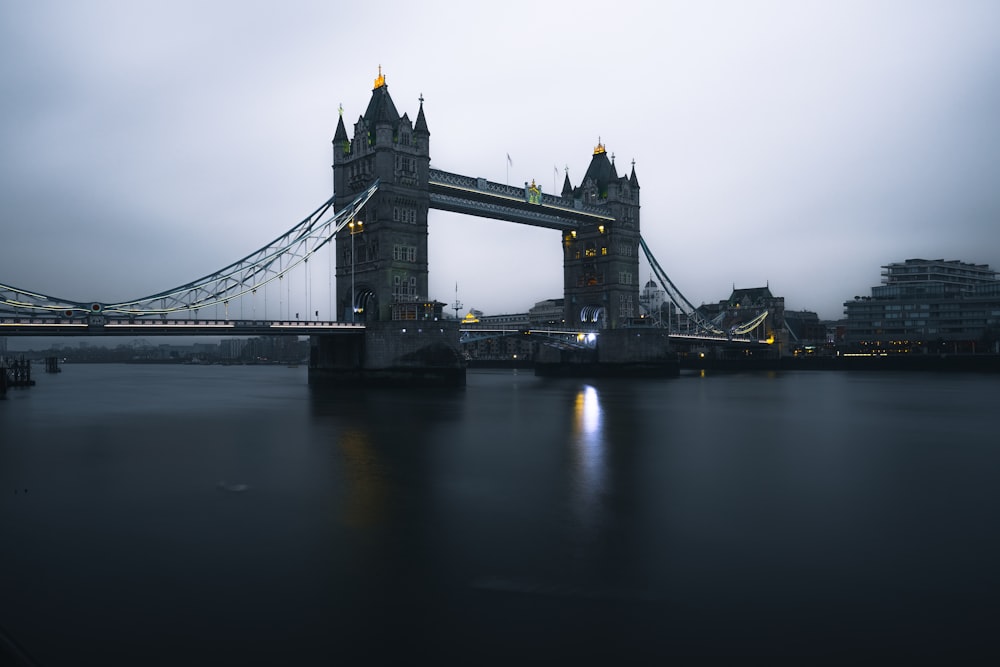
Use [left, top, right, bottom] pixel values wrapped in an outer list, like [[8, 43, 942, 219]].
[[2, 0, 998, 323]]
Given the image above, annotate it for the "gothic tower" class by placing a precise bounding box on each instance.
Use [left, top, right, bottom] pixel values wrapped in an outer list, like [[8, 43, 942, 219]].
[[331, 68, 431, 322], [561, 141, 641, 328]]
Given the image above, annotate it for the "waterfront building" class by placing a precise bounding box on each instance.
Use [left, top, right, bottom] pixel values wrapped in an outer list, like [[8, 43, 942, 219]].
[[477, 312, 529, 329], [528, 299, 564, 327], [843, 258, 1000, 353], [784, 310, 826, 344], [220, 338, 246, 361]]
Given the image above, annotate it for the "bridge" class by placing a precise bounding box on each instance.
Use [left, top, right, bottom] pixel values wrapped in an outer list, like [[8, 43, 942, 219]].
[[1, 68, 776, 379]]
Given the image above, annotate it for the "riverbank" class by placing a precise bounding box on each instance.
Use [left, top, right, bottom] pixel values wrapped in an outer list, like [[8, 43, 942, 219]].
[[680, 353, 1000, 373]]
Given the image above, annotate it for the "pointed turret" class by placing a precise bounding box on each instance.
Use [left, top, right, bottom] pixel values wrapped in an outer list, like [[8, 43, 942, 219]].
[[333, 110, 349, 145], [363, 65, 400, 125], [630, 159, 640, 189], [414, 94, 429, 136], [581, 138, 614, 198], [561, 172, 573, 198]]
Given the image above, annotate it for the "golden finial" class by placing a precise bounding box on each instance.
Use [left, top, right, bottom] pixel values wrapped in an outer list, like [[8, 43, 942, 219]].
[[374, 65, 386, 89], [593, 136, 606, 155]]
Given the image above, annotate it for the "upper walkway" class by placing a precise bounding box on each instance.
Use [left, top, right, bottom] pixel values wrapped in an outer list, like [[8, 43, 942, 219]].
[[428, 169, 614, 230]]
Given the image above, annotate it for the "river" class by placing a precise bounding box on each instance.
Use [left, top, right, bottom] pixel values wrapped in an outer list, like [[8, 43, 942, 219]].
[[1, 364, 998, 663]]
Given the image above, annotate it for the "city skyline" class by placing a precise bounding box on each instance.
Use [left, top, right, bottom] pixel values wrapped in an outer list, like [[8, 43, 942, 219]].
[[2, 1, 999, 322]]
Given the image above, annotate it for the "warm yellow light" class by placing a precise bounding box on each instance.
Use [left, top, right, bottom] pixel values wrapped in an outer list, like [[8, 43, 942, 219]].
[[598, 225, 605, 233]]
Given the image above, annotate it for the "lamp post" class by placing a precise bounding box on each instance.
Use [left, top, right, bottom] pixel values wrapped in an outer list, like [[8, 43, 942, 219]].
[[348, 220, 363, 322]]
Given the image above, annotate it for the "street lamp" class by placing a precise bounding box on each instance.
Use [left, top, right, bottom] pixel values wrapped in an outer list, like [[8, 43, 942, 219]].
[[348, 220, 363, 321]]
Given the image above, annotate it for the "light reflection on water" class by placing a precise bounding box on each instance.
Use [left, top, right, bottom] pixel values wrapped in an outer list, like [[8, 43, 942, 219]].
[[570, 384, 606, 534]]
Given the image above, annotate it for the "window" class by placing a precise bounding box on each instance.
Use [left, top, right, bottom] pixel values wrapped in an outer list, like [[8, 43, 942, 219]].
[[392, 274, 418, 301], [393, 244, 417, 262], [392, 198, 418, 224], [619, 294, 635, 318]]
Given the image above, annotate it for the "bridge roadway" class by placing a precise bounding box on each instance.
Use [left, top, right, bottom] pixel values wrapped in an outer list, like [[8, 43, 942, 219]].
[[1, 316, 770, 348], [0, 316, 365, 337]]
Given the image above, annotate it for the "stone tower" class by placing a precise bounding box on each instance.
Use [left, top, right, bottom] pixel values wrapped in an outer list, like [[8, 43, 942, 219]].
[[331, 68, 431, 322], [560, 141, 641, 328]]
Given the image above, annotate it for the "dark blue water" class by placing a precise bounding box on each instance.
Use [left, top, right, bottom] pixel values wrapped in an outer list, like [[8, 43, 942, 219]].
[[2, 364, 999, 663]]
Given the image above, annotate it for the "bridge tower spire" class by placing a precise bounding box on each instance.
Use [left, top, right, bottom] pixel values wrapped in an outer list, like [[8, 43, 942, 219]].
[[332, 69, 432, 322]]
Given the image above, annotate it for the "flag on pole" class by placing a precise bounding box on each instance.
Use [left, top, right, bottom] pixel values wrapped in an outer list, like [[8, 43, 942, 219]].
[[507, 153, 512, 167]]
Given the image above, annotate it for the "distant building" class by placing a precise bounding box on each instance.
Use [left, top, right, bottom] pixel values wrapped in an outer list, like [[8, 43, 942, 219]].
[[784, 310, 827, 344], [639, 279, 665, 317], [0, 336, 6, 356], [843, 258, 1000, 352], [697, 285, 786, 347], [220, 339, 246, 360], [528, 299, 564, 327]]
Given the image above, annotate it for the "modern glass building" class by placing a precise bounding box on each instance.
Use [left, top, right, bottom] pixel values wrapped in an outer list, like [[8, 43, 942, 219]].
[[843, 259, 1000, 352]]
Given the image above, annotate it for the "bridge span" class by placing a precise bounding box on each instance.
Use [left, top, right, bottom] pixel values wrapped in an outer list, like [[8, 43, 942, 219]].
[[0, 317, 364, 337]]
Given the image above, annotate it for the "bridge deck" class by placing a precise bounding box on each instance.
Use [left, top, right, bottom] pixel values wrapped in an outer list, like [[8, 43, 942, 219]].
[[0, 317, 365, 337]]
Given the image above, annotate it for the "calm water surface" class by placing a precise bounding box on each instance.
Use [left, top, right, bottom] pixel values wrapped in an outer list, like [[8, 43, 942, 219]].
[[1, 364, 999, 663]]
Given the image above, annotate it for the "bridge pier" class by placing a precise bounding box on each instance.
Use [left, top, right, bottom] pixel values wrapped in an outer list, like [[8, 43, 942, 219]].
[[534, 328, 678, 378], [309, 321, 466, 387]]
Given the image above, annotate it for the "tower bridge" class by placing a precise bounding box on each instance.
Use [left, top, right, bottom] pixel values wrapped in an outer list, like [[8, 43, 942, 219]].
[[331, 69, 642, 330], [1, 68, 778, 384]]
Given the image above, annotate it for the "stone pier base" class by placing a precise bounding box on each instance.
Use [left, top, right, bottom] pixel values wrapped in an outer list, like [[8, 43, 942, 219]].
[[309, 321, 466, 387]]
